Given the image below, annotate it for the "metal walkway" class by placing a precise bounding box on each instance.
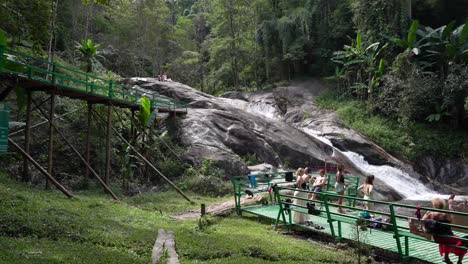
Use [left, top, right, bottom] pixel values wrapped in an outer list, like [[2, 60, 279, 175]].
[[241, 204, 460, 264], [0, 45, 186, 113]]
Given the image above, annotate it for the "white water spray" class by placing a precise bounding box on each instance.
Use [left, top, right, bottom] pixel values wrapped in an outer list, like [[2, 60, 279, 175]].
[[301, 127, 440, 199]]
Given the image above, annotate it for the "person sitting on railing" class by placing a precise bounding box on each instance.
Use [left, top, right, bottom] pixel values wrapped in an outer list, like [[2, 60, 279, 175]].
[[309, 169, 327, 200], [358, 175, 375, 211], [293, 168, 310, 224], [420, 198, 466, 264]]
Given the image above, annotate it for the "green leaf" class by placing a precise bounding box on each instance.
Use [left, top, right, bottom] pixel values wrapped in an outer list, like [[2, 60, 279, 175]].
[[442, 21, 456, 40], [0, 29, 6, 46], [356, 33, 362, 52], [407, 20, 419, 47], [459, 22, 468, 43], [377, 59, 384, 75], [138, 97, 151, 126]]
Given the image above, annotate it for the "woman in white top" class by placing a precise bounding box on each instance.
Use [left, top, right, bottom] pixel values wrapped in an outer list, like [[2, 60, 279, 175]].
[[292, 168, 310, 224], [358, 175, 375, 211]]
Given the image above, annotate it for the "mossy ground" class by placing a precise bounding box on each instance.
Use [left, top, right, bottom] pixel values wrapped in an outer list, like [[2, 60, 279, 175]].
[[0, 172, 355, 264]]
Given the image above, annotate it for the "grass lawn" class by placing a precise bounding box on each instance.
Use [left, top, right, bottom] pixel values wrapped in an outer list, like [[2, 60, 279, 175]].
[[0, 172, 356, 264]]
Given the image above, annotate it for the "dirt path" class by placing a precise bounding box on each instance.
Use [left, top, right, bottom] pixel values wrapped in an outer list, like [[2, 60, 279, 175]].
[[171, 195, 263, 220]]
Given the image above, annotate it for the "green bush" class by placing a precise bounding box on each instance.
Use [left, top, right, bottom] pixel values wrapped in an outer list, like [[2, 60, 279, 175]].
[[180, 160, 230, 197], [316, 91, 468, 160]]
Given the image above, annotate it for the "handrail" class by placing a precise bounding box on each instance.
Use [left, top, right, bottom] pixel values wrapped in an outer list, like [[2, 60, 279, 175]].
[[270, 185, 468, 261], [0, 45, 187, 112]]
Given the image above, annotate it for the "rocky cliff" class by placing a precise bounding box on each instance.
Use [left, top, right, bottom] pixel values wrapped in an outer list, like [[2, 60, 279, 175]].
[[128, 78, 467, 200]]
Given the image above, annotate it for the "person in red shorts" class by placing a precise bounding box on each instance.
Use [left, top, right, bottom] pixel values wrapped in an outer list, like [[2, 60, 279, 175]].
[[422, 198, 467, 264]]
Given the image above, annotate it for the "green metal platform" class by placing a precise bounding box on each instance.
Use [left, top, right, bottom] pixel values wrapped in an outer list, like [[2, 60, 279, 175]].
[[240, 204, 463, 264]]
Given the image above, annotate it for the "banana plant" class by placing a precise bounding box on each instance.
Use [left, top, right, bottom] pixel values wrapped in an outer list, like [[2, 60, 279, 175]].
[[75, 39, 103, 73], [412, 21, 468, 75], [389, 20, 421, 56], [138, 96, 151, 127], [331, 33, 387, 97]]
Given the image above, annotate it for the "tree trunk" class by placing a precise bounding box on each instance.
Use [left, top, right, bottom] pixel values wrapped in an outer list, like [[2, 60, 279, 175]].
[[47, 0, 59, 71]]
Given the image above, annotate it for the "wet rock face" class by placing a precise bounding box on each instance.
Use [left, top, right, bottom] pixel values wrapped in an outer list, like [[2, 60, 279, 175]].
[[416, 157, 468, 188], [128, 78, 334, 178], [127, 78, 465, 198]]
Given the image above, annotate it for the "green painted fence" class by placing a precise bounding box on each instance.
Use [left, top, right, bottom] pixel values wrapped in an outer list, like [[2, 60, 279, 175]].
[[0, 103, 8, 154], [0, 45, 187, 112]]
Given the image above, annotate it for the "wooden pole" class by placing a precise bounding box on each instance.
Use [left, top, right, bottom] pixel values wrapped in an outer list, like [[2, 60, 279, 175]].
[[105, 105, 112, 185], [46, 92, 56, 189], [9, 138, 73, 198], [85, 103, 92, 181], [31, 100, 119, 200], [9, 107, 85, 137], [22, 91, 32, 182], [92, 109, 193, 203]]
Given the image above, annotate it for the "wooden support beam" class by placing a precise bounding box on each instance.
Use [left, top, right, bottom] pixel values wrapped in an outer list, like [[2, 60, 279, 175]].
[[105, 105, 112, 185], [9, 138, 73, 198], [31, 100, 119, 200], [85, 103, 92, 181], [9, 106, 85, 137], [92, 109, 193, 203], [46, 92, 56, 189], [22, 91, 32, 182]]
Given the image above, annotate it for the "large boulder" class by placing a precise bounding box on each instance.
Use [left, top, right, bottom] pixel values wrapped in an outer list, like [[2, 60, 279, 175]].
[[128, 79, 332, 175], [127, 78, 406, 200]]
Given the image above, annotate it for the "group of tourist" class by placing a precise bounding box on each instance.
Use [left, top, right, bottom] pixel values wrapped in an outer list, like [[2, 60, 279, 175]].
[[157, 73, 173, 82], [292, 165, 375, 216], [290, 165, 466, 264]]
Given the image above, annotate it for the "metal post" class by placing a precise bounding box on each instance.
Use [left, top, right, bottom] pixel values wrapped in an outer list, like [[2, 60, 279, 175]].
[[31, 100, 118, 200], [93, 108, 193, 203], [22, 91, 32, 182], [51, 64, 56, 85], [46, 92, 55, 189], [85, 103, 92, 182], [108, 80, 113, 98], [201, 204, 206, 216], [105, 105, 112, 185], [9, 138, 73, 198], [130, 110, 135, 141]]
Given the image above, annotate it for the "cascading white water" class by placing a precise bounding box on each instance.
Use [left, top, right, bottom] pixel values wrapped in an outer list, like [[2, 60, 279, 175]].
[[342, 151, 438, 199], [225, 96, 447, 200], [302, 128, 440, 199]]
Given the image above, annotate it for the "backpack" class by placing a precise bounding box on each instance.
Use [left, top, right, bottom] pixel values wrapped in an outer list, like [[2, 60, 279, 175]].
[[357, 211, 371, 219], [368, 217, 383, 229], [307, 202, 321, 215]]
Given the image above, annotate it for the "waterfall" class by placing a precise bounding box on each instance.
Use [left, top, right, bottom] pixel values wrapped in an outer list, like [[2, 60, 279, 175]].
[[302, 128, 440, 199]]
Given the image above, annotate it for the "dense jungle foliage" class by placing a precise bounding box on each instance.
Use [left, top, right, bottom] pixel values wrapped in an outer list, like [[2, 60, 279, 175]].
[[1, 0, 467, 134]]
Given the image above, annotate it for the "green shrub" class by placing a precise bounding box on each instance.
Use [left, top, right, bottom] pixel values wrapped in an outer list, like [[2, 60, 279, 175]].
[[180, 160, 230, 197], [181, 175, 231, 197], [316, 91, 468, 160]]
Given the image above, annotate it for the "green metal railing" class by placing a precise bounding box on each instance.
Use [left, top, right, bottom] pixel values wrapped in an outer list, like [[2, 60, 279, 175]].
[[231, 171, 360, 212], [231, 172, 294, 213], [0, 103, 9, 154], [271, 186, 468, 262], [0, 45, 187, 112]]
